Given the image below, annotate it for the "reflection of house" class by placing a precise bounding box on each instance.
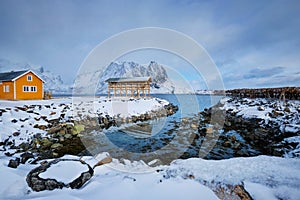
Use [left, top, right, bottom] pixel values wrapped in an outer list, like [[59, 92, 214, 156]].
[[105, 77, 152, 98], [0, 70, 45, 100]]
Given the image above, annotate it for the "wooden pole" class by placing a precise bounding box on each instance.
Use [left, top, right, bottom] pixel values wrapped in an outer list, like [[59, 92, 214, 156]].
[[107, 79, 152, 98], [142, 87, 145, 97]]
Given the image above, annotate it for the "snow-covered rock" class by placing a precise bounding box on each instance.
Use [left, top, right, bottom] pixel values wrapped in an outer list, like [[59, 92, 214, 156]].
[[166, 156, 300, 200], [216, 97, 300, 157], [220, 97, 300, 130], [27, 158, 93, 191]]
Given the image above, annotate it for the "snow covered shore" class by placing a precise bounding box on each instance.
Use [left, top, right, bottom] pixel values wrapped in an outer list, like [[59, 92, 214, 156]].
[[0, 152, 300, 200], [219, 97, 300, 133], [0, 97, 171, 146], [199, 97, 300, 158], [218, 97, 300, 157]]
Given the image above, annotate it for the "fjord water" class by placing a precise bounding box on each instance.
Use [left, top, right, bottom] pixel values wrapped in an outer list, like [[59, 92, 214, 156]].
[[81, 94, 225, 164]]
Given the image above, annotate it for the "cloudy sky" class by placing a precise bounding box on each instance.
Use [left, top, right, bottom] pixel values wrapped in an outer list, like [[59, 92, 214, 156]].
[[0, 0, 299, 89]]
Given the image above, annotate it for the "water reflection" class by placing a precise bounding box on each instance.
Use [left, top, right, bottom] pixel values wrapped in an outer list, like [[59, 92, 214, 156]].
[[81, 94, 230, 165]]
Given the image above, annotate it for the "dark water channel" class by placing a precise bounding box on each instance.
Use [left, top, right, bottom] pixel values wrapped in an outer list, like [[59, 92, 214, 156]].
[[80, 94, 261, 165]]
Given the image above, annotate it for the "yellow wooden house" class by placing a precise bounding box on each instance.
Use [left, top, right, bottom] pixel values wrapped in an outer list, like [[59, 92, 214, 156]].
[[0, 70, 45, 100]]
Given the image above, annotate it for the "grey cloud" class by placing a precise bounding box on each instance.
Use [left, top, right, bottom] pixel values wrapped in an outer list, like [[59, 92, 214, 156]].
[[255, 73, 300, 87], [0, 0, 299, 87], [243, 66, 285, 79]]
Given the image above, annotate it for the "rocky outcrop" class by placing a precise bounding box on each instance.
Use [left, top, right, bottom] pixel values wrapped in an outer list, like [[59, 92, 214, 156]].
[[226, 87, 300, 100], [3, 101, 178, 167], [98, 103, 178, 129], [201, 98, 300, 157], [4, 123, 89, 168], [30, 123, 87, 159]]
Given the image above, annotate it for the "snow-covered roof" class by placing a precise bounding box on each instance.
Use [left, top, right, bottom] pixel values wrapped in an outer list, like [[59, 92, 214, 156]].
[[0, 70, 28, 81], [105, 77, 152, 83], [0, 70, 45, 82]]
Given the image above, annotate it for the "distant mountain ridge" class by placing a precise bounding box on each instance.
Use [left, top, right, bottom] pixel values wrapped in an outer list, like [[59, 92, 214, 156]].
[[0, 59, 194, 94], [96, 61, 183, 94]]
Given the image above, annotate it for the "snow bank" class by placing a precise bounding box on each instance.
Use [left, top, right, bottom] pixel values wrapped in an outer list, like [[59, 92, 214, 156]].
[[1, 153, 300, 199], [93, 97, 169, 117], [0, 153, 218, 200], [166, 156, 300, 200]]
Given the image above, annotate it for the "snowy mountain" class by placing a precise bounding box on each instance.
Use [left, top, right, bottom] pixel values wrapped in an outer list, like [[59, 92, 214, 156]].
[[0, 58, 194, 95], [95, 61, 193, 94], [0, 58, 72, 94]]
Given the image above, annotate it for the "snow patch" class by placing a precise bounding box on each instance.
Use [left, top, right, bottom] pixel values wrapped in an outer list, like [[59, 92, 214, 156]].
[[39, 160, 89, 183]]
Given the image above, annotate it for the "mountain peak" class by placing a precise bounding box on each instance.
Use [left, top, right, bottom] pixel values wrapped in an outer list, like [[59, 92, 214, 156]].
[[94, 61, 191, 94]]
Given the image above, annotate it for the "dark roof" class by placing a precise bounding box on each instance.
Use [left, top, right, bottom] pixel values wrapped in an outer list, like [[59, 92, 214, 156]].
[[105, 77, 152, 83], [0, 70, 28, 82]]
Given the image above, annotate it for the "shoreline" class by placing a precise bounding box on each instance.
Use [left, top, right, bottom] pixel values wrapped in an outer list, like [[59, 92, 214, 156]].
[[200, 97, 300, 158], [1, 95, 299, 162], [0, 96, 178, 161]]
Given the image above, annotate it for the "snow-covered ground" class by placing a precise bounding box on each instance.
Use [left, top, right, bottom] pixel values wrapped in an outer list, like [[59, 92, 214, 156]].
[[1, 97, 300, 199], [0, 152, 300, 200], [92, 97, 169, 117], [0, 98, 72, 146], [219, 97, 300, 157], [220, 97, 300, 126], [0, 97, 169, 146], [167, 156, 300, 199]]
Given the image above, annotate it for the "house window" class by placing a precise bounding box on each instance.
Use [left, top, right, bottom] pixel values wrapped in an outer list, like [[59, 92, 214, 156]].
[[30, 86, 37, 92], [3, 85, 9, 92], [27, 75, 32, 81], [23, 86, 29, 92], [23, 86, 37, 92]]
